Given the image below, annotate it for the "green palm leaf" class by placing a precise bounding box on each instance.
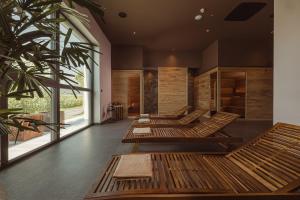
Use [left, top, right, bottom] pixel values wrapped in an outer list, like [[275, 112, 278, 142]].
[[0, 0, 104, 135]]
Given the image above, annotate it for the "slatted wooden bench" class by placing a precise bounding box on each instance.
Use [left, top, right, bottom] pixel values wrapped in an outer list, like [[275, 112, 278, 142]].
[[123, 112, 241, 144], [132, 109, 207, 128], [85, 123, 300, 200]]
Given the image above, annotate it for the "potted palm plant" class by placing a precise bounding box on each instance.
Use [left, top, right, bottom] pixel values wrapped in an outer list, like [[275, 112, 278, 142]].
[[0, 0, 103, 138]]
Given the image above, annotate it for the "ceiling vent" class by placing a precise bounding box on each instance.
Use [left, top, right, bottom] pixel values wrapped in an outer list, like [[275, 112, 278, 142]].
[[225, 2, 266, 21]]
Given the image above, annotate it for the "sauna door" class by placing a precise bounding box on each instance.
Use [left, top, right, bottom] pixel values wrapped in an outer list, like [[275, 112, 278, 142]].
[[220, 71, 246, 118], [127, 76, 140, 116]]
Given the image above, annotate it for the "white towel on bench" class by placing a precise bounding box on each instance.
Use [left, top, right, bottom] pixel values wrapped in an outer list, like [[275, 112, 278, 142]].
[[138, 118, 150, 123], [113, 154, 153, 178], [133, 127, 151, 135], [140, 113, 150, 118]]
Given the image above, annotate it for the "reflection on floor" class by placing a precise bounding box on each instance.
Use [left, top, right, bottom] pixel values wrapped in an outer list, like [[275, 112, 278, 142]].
[[0, 119, 272, 200], [8, 116, 89, 160], [60, 116, 89, 137]]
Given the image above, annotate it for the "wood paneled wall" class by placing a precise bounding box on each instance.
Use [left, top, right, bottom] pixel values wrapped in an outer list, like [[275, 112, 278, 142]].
[[158, 67, 187, 114], [194, 74, 210, 110], [188, 70, 195, 108], [194, 68, 217, 111], [112, 70, 142, 118], [246, 69, 273, 119], [193, 67, 273, 120]]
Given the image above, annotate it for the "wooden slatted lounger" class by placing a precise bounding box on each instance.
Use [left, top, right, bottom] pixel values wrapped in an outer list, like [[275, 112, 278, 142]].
[[132, 109, 207, 128], [138, 106, 191, 120], [85, 123, 300, 200], [123, 112, 241, 144]]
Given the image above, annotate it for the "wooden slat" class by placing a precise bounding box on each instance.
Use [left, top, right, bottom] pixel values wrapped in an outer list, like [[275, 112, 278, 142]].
[[246, 69, 273, 119], [123, 112, 240, 143], [131, 109, 206, 128], [228, 123, 300, 193], [136, 106, 190, 120], [85, 150, 300, 199], [86, 123, 300, 200], [194, 74, 211, 111], [158, 67, 188, 115], [86, 153, 234, 200]]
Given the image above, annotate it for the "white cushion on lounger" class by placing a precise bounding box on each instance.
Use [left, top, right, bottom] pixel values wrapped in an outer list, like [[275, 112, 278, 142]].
[[140, 113, 150, 118], [138, 118, 150, 123], [113, 154, 153, 178], [133, 127, 151, 135]]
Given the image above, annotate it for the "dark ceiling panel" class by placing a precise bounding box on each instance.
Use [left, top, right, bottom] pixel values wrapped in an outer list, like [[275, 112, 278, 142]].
[[225, 2, 267, 21], [95, 0, 274, 51]]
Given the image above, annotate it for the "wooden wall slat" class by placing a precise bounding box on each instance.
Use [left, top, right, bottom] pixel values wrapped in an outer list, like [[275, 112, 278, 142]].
[[193, 67, 273, 120], [246, 69, 273, 119], [194, 74, 211, 111], [158, 67, 187, 115]]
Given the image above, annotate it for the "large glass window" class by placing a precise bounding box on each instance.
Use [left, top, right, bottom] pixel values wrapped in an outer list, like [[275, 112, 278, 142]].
[[2, 18, 95, 163], [58, 21, 93, 137], [60, 89, 91, 137], [8, 93, 53, 160], [59, 22, 92, 88]]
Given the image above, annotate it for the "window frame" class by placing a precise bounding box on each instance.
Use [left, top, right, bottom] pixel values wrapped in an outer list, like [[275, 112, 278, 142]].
[[0, 12, 96, 168]]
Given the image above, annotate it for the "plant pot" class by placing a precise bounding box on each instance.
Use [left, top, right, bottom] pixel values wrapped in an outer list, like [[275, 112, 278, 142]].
[[8, 114, 43, 142]]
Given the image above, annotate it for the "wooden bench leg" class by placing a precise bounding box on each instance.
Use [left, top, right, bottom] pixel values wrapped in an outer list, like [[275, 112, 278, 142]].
[[216, 130, 237, 151], [218, 142, 230, 150], [132, 143, 140, 152]]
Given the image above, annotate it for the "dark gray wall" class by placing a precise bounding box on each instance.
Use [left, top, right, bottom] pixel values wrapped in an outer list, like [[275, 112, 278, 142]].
[[111, 45, 202, 69], [111, 38, 273, 72], [200, 40, 219, 73], [143, 50, 202, 68], [219, 39, 273, 67], [199, 38, 273, 73], [112, 45, 143, 69]]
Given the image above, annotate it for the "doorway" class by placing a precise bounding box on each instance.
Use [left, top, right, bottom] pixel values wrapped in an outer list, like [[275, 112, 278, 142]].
[[220, 71, 246, 118], [127, 75, 141, 116]]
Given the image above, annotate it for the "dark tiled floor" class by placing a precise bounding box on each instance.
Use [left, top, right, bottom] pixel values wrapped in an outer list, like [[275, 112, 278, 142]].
[[0, 119, 272, 200]]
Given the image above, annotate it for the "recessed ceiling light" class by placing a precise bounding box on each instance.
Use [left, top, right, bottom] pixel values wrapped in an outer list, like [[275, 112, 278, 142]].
[[206, 29, 211, 33], [194, 14, 202, 21], [133, 31, 136, 35], [200, 8, 205, 13], [118, 12, 127, 18]]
